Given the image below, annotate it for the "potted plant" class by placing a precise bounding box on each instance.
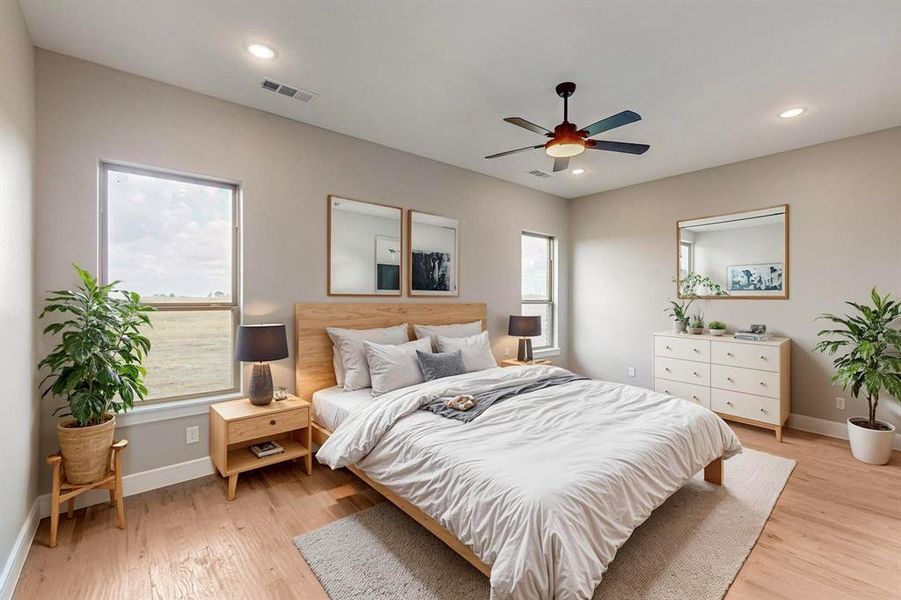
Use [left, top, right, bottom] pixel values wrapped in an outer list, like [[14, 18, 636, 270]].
[[688, 313, 705, 335], [38, 265, 154, 483], [666, 273, 728, 333], [708, 321, 727, 336], [814, 288, 900, 465]]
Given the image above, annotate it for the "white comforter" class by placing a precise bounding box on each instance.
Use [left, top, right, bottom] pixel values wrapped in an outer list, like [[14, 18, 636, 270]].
[[317, 366, 742, 600]]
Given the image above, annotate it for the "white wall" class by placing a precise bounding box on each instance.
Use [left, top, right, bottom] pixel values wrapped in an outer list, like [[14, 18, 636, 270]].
[[0, 0, 38, 591], [34, 50, 570, 489], [570, 128, 901, 430]]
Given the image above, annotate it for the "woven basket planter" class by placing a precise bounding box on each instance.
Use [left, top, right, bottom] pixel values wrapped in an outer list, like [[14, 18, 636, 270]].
[[57, 415, 116, 484]]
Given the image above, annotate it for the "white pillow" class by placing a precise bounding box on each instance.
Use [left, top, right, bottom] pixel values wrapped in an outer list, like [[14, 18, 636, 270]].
[[327, 323, 409, 391], [332, 347, 345, 387], [434, 331, 496, 372], [363, 337, 433, 396], [413, 320, 482, 340]]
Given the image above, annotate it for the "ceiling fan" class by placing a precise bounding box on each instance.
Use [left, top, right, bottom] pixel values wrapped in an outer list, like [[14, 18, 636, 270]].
[[485, 82, 650, 173]]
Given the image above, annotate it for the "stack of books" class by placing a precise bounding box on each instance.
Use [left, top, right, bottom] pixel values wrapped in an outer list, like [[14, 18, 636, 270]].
[[734, 330, 772, 341], [249, 440, 284, 458]]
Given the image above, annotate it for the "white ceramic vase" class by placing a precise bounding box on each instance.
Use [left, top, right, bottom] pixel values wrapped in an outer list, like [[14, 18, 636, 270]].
[[672, 321, 686, 333], [846, 418, 895, 465], [709, 329, 725, 336]]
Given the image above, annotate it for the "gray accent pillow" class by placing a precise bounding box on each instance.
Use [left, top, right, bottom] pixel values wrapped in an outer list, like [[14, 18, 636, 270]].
[[416, 350, 466, 381]]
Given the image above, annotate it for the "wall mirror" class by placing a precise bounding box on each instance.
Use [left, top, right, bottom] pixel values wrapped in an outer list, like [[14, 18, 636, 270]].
[[408, 210, 459, 296], [328, 195, 402, 296], [677, 204, 788, 299]]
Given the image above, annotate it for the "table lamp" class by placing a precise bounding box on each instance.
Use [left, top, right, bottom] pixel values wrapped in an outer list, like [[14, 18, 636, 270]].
[[235, 324, 289, 405], [508, 315, 542, 362]]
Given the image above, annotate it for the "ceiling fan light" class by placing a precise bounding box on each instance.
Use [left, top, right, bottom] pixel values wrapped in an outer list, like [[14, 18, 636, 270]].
[[545, 138, 586, 158]]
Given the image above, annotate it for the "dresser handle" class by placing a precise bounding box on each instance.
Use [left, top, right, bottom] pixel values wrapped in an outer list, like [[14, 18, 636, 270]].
[[759, 408, 767, 413], [665, 345, 672, 350], [665, 368, 671, 372], [692, 348, 699, 353], [759, 355, 766, 360], [691, 395, 699, 400], [664, 389, 670, 394], [726, 352, 734, 357], [727, 377, 734, 382], [759, 382, 766, 387], [692, 371, 699, 376], [269, 419, 276, 425], [726, 401, 734, 407]]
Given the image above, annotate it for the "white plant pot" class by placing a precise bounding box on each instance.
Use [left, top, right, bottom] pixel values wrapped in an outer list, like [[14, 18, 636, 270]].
[[709, 329, 725, 336], [672, 321, 686, 333], [847, 417, 896, 465]]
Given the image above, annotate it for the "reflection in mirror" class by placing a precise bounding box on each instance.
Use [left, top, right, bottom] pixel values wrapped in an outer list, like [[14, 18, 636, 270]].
[[408, 211, 459, 296], [328, 196, 402, 296], [678, 205, 788, 299]]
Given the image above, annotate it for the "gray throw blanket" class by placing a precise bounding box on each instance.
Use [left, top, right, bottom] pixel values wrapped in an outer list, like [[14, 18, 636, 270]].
[[420, 374, 587, 423]]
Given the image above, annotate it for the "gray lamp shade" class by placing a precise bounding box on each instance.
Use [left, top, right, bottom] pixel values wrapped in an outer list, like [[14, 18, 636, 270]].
[[508, 315, 541, 337], [235, 324, 289, 362]]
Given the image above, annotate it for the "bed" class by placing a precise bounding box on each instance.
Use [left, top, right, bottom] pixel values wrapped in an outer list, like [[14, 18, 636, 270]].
[[295, 302, 741, 600]]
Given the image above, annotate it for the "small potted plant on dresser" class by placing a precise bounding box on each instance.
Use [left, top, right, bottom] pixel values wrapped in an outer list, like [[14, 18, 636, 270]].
[[38, 265, 154, 483], [666, 273, 728, 333], [665, 301, 689, 333], [688, 314, 705, 335], [814, 288, 900, 465], [708, 321, 727, 336]]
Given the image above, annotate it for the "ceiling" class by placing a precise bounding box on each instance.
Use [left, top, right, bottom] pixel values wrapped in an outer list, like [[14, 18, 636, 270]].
[[20, 1, 901, 199]]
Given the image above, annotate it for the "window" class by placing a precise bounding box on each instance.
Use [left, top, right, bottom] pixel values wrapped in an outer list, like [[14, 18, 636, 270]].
[[521, 232, 555, 350], [101, 164, 239, 402], [679, 240, 693, 278]]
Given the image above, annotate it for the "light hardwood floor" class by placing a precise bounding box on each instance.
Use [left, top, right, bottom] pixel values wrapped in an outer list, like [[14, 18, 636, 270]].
[[14, 424, 901, 599]]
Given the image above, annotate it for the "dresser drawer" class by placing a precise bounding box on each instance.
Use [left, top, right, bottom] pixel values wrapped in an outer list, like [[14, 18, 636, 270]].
[[711, 341, 780, 372], [654, 357, 710, 386], [654, 378, 711, 409], [711, 365, 780, 399], [654, 336, 710, 362], [227, 408, 309, 444], [711, 388, 781, 425]]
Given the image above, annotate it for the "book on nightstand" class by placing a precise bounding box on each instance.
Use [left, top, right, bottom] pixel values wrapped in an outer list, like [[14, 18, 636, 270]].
[[249, 440, 284, 458]]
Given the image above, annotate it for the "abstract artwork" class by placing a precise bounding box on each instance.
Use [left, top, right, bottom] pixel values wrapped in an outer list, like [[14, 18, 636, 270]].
[[411, 251, 451, 291], [727, 263, 783, 292]]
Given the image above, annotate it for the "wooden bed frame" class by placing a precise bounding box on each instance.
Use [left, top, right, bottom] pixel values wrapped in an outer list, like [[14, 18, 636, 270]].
[[294, 302, 723, 578]]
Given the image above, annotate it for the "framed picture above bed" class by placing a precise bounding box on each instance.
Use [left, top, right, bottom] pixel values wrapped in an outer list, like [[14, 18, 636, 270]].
[[328, 195, 403, 296], [407, 210, 459, 297]]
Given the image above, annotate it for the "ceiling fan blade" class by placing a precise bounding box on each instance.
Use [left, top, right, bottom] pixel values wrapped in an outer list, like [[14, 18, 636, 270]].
[[581, 110, 641, 138], [588, 140, 650, 155], [504, 117, 554, 136], [552, 157, 570, 172], [485, 144, 544, 159]]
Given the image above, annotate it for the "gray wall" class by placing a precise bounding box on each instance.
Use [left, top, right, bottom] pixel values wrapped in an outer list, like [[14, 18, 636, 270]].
[[34, 50, 570, 490], [570, 127, 901, 430], [0, 0, 38, 582]]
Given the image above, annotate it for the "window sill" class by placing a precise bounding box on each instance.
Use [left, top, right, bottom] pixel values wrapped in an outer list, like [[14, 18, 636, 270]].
[[115, 392, 244, 427], [533, 347, 562, 359]]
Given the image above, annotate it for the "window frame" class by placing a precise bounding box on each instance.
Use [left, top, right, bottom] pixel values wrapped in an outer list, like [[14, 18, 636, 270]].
[[520, 230, 556, 351], [99, 162, 241, 404]]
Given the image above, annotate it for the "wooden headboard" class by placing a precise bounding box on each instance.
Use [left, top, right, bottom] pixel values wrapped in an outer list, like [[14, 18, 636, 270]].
[[294, 302, 488, 400]]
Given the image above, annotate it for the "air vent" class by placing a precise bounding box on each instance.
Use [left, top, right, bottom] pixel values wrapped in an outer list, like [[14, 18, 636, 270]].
[[260, 79, 318, 103], [528, 169, 552, 179]]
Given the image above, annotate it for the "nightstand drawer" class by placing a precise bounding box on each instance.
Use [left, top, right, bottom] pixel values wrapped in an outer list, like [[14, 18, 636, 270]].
[[227, 409, 309, 444], [654, 357, 710, 386]]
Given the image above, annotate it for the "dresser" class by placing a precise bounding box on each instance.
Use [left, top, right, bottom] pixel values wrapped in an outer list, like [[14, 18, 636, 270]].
[[653, 331, 791, 441]]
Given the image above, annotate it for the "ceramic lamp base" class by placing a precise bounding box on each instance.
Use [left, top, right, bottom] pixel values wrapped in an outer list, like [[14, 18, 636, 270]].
[[516, 338, 533, 362], [249, 363, 273, 406]]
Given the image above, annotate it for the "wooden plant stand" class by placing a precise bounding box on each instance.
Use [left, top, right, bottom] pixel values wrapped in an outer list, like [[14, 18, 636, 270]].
[[46, 439, 128, 548]]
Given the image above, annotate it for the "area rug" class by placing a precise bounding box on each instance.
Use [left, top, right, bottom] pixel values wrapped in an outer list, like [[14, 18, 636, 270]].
[[294, 448, 795, 599]]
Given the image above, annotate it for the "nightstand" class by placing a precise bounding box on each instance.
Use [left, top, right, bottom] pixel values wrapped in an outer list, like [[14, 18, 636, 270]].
[[500, 359, 552, 367], [210, 394, 312, 500]]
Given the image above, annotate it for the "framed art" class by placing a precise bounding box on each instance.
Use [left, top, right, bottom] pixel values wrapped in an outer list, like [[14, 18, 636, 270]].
[[407, 210, 459, 297]]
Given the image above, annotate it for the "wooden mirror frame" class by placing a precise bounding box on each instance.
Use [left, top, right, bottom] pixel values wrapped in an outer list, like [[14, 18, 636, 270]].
[[407, 210, 460, 298], [327, 195, 403, 297], [676, 204, 789, 300]]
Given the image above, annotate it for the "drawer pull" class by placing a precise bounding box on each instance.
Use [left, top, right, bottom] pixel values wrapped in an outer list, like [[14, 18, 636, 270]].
[[692, 371, 699, 376], [759, 382, 766, 387], [726, 352, 734, 357], [727, 377, 734, 383], [759, 355, 767, 360], [664, 389, 670, 394], [726, 401, 734, 407], [665, 368, 671, 372], [665, 345, 672, 350], [759, 408, 767, 414], [270, 419, 276, 425], [692, 348, 699, 353], [691, 395, 699, 400]]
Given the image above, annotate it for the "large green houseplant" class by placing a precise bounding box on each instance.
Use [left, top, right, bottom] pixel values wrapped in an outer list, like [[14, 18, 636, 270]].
[[38, 265, 154, 483], [814, 287, 900, 465]]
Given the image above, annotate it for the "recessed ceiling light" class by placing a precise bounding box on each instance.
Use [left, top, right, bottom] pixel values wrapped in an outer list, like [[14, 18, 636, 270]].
[[778, 107, 805, 119], [247, 43, 276, 59], [571, 169, 585, 175]]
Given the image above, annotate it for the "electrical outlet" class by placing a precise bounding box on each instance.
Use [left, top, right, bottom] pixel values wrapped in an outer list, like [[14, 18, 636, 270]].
[[628, 367, 636, 377], [836, 397, 845, 410], [186, 425, 200, 445]]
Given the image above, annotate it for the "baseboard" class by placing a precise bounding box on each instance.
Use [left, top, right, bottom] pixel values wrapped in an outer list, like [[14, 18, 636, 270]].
[[0, 499, 40, 600], [37, 455, 215, 519], [789, 413, 901, 450]]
